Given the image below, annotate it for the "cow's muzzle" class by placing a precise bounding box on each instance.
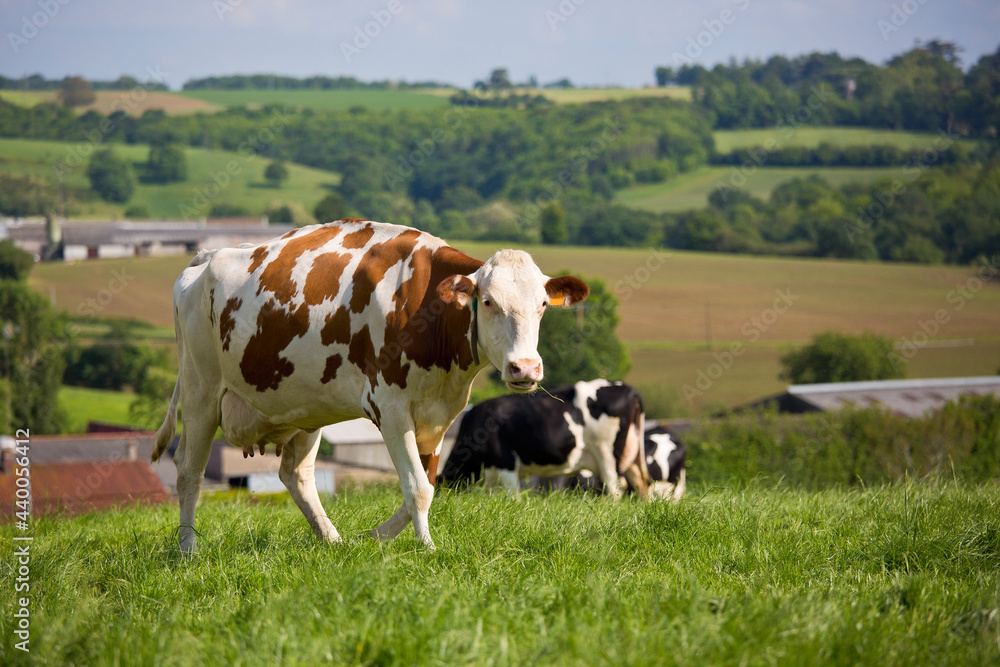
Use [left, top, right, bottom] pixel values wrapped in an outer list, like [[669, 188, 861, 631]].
[[505, 359, 542, 393]]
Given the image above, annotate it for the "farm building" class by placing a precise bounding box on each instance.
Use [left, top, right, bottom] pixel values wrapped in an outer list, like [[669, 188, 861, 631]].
[[0, 217, 293, 261], [743, 376, 1000, 418]]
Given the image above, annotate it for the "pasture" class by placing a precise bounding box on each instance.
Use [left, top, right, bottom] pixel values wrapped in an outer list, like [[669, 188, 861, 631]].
[[1, 481, 997, 664], [713, 126, 970, 153], [615, 165, 905, 213], [28, 244, 1000, 414], [0, 138, 339, 220], [0, 90, 220, 116], [178, 89, 451, 112]]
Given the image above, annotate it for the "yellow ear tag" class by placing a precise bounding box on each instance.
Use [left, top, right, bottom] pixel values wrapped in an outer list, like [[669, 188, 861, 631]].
[[549, 292, 565, 306]]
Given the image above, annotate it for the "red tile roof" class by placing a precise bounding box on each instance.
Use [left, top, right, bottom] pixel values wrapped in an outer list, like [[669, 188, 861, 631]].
[[0, 460, 171, 518]]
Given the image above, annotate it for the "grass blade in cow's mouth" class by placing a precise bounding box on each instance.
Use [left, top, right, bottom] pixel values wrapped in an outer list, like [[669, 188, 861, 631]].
[[507, 380, 537, 392]]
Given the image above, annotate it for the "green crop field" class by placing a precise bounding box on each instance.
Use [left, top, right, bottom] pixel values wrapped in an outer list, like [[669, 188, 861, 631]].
[[28, 243, 1000, 414], [615, 165, 905, 213], [2, 481, 998, 664], [178, 88, 452, 112], [713, 126, 969, 153], [0, 138, 339, 220], [58, 386, 136, 433]]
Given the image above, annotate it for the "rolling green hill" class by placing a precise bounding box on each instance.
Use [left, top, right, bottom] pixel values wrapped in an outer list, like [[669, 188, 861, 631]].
[[615, 165, 904, 213], [0, 137, 339, 219], [178, 88, 451, 112]]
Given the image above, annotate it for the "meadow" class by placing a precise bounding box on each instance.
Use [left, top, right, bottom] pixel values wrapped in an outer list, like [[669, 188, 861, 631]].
[[1, 481, 997, 665], [0, 90, 219, 115], [0, 137, 340, 220], [615, 165, 904, 213], [712, 126, 972, 153], [177, 88, 452, 112], [29, 244, 1000, 415]]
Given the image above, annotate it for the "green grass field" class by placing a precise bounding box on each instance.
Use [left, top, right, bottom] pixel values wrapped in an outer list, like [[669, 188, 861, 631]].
[[0, 137, 339, 219], [615, 165, 904, 212], [2, 481, 997, 664], [178, 89, 451, 112], [713, 126, 968, 153], [57, 386, 137, 433]]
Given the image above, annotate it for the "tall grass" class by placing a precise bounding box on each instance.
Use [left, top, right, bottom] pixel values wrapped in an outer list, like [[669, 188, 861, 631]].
[[2, 481, 998, 665]]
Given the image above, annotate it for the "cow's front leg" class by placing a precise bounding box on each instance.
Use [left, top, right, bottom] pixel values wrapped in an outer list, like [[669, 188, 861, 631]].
[[279, 429, 341, 544], [374, 417, 437, 549]]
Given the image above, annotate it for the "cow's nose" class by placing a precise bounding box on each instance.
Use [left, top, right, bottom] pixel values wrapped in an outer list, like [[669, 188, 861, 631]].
[[507, 359, 542, 381]]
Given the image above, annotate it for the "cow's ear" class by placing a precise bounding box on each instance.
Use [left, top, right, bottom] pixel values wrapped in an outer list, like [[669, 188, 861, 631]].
[[437, 275, 476, 307], [545, 276, 589, 307]]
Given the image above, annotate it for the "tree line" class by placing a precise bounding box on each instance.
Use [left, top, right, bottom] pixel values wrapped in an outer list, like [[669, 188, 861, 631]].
[[657, 41, 1000, 136]]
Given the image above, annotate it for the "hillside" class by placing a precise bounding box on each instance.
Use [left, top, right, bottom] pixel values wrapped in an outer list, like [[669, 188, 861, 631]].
[[0, 137, 339, 219], [28, 243, 1000, 413]]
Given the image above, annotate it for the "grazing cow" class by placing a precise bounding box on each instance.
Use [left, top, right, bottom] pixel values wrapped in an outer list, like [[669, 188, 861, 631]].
[[643, 426, 687, 501], [438, 379, 651, 498], [151, 220, 588, 551]]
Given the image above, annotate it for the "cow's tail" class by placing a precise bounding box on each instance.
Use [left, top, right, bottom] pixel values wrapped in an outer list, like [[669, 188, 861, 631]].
[[151, 321, 183, 463]]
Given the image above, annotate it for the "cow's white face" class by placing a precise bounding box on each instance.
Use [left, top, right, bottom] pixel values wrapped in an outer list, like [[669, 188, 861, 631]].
[[438, 249, 589, 393]]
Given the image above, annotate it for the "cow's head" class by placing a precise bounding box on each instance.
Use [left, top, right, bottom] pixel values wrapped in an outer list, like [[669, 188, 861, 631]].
[[438, 249, 588, 392]]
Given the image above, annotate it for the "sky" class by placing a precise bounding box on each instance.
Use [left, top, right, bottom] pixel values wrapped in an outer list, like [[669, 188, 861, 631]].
[[1, 0, 998, 90]]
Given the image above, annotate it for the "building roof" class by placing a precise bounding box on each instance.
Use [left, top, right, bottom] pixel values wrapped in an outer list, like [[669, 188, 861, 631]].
[[0, 460, 170, 518], [749, 376, 1000, 418]]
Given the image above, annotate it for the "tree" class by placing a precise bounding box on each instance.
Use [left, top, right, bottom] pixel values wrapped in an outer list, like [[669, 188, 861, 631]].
[[86, 149, 135, 203], [0, 281, 70, 434], [313, 193, 348, 222], [0, 174, 57, 217], [540, 202, 568, 244], [145, 144, 188, 183], [57, 76, 95, 107], [0, 240, 33, 281], [264, 160, 289, 188], [655, 67, 675, 87], [63, 321, 168, 392], [780, 331, 905, 385], [536, 274, 630, 387]]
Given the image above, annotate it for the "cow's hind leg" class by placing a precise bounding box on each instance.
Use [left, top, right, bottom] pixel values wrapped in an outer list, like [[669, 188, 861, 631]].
[[174, 401, 220, 554], [279, 429, 341, 543], [372, 421, 437, 549]]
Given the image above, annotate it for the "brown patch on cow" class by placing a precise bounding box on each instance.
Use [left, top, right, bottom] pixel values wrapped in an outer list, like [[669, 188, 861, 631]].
[[240, 301, 310, 391], [320, 354, 342, 384], [257, 226, 343, 305], [365, 395, 382, 428], [281, 229, 299, 239], [420, 452, 439, 486], [302, 251, 352, 306], [348, 229, 422, 313], [348, 325, 377, 386], [339, 217, 367, 223], [341, 225, 375, 249], [219, 297, 243, 352], [247, 246, 269, 275], [208, 288, 216, 325], [320, 306, 352, 346]]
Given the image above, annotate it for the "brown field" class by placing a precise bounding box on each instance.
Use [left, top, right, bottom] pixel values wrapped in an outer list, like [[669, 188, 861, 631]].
[[7, 90, 221, 116], [28, 241, 1000, 415]]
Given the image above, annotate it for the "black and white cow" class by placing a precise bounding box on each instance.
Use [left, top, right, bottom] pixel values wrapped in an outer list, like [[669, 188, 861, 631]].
[[643, 426, 686, 501], [438, 379, 651, 498]]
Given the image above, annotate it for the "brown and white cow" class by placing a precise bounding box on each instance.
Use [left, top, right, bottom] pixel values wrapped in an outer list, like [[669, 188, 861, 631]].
[[151, 220, 588, 551]]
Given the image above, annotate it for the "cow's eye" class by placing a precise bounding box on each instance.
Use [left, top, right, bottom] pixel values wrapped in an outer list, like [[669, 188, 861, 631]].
[[482, 298, 493, 308], [542, 301, 549, 309]]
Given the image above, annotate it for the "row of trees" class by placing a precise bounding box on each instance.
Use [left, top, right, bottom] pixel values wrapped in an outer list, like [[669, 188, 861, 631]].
[[657, 42, 1000, 136]]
